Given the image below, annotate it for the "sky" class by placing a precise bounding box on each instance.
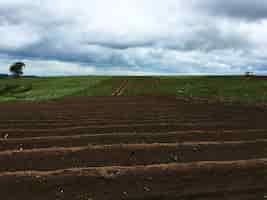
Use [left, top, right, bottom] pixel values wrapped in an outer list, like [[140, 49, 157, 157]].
[[0, 0, 267, 76]]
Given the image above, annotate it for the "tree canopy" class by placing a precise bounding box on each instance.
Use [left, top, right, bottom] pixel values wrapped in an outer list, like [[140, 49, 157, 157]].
[[9, 62, 25, 77]]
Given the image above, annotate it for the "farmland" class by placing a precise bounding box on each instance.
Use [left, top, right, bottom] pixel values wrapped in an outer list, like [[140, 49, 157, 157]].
[[0, 77, 266, 199], [1, 76, 267, 104]]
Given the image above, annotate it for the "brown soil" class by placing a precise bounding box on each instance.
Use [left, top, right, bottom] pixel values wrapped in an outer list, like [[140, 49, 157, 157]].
[[1, 130, 267, 151], [0, 96, 266, 199], [112, 80, 129, 96], [0, 140, 266, 172], [0, 159, 266, 200]]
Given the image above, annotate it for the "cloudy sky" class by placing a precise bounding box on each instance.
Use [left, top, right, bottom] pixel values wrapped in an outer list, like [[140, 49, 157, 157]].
[[1, 0, 267, 76]]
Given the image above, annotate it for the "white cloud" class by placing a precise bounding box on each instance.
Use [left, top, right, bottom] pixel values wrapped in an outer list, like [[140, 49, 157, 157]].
[[0, 0, 267, 75], [0, 23, 41, 50]]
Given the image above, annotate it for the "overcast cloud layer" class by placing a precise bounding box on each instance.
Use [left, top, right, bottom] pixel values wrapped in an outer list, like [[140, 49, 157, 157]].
[[0, 0, 267, 76]]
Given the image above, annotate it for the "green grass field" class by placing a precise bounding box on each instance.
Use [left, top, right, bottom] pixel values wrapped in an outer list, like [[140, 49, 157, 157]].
[[0, 76, 108, 101], [1, 76, 267, 104]]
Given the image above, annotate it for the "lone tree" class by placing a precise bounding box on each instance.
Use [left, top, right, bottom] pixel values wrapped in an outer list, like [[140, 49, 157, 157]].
[[9, 62, 25, 77], [245, 71, 254, 77]]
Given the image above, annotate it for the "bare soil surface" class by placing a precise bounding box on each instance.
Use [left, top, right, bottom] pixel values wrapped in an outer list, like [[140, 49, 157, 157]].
[[0, 95, 266, 199], [112, 80, 128, 96]]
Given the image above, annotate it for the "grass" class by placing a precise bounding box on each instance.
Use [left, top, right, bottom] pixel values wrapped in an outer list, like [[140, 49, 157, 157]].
[[0, 76, 108, 101], [159, 76, 267, 104], [122, 76, 267, 104], [1, 75, 267, 104]]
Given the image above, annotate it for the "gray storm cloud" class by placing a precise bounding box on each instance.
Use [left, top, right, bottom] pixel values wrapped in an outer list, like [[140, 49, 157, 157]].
[[0, 0, 267, 75], [194, 0, 267, 20]]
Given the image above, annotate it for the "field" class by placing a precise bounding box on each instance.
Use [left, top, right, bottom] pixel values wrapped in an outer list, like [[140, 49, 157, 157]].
[[1, 76, 267, 103], [0, 77, 266, 199]]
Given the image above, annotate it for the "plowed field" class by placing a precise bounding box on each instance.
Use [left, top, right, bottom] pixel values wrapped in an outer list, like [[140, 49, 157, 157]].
[[0, 79, 266, 199]]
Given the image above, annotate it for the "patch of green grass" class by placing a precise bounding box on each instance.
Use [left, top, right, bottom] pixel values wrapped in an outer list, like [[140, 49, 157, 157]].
[[117, 76, 267, 104], [1, 75, 267, 104], [82, 77, 126, 96], [0, 76, 109, 102], [159, 76, 267, 104]]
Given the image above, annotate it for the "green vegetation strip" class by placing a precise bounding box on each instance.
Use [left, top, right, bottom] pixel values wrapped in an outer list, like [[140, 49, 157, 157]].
[[0, 76, 111, 101], [1, 76, 267, 104]]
